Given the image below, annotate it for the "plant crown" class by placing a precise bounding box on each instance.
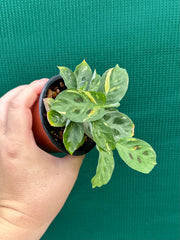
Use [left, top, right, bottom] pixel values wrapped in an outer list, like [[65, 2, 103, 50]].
[[44, 60, 157, 188]]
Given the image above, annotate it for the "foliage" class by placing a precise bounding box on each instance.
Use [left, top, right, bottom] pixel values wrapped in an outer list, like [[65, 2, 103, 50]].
[[45, 60, 157, 188]]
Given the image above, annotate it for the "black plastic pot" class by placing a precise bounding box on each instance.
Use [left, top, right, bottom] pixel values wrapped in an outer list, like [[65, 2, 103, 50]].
[[35, 75, 96, 156]]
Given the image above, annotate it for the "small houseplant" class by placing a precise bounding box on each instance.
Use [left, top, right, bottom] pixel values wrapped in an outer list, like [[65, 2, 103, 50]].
[[40, 60, 157, 188]]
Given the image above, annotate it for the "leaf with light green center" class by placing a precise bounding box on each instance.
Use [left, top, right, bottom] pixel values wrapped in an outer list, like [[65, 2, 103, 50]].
[[51, 89, 106, 122], [91, 119, 116, 151], [104, 102, 120, 108], [74, 60, 92, 89], [91, 147, 114, 188], [83, 122, 93, 140], [47, 110, 66, 127], [116, 138, 157, 173], [57, 66, 77, 89], [101, 65, 129, 104], [63, 121, 85, 155], [103, 111, 135, 142], [87, 69, 102, 91], [43, 98, 55, 112]]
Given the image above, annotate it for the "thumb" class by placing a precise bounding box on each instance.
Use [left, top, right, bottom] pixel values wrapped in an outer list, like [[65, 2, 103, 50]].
[[46, 154, 85, 209], [54, 154, 85, 180], [37, 147, 85, 183]]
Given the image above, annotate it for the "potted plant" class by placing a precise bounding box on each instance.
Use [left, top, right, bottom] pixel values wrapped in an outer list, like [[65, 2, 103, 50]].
[[32, 60, 157, 188]]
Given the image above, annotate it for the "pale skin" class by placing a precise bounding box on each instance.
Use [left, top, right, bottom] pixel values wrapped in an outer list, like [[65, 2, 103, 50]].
[[0, 78, 84, 240]]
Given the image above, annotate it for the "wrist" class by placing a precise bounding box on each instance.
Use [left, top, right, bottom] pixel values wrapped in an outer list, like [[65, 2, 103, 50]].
[[0, 216, 47, 240]]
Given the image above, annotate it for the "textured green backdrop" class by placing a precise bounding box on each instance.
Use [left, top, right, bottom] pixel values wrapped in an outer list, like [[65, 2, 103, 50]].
[[0, 0, 179, 239]]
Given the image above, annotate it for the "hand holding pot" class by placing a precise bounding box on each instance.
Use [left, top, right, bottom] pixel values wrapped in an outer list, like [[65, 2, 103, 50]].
[[0, 79, 84, 240]]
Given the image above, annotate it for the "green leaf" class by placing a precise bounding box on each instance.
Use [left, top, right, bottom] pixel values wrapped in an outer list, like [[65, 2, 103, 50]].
[[74, 60, 92, 89], [87, 69, 102, 91], [43, 98, 55, 112], [101, 65, 129, 104], [47, 110, 66, 127], [51, 89, 106, 122], [63, 121, 85, 155], [103, 111, 135, 142], [57, 66, 77, 89], [116, 138, 157, 173], [83, 122, 93, 139], [91, 147, 114, 188], [104, 102, 120, 108], [91, 119, 116, 151]]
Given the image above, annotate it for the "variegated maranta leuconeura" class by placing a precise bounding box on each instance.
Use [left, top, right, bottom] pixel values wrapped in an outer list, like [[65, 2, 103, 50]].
[[44, 60, 157, 188]]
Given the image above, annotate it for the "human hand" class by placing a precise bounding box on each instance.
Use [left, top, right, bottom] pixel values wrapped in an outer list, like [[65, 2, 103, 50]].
[[0, 79, 84, 240]]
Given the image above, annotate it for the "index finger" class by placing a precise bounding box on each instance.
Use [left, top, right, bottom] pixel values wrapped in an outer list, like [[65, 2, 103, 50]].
[[6, 78, 49, 138]]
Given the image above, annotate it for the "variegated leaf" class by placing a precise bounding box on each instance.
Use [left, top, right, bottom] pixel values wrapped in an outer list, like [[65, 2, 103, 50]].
[[87, 69, 102, 92], [57, 66, 77, 89], [83, 122, 93, 139], [43, 98, 55, 112], [51, 89, 106, 122], [91, 119, 116, 151], [74, 60, 92, 89], [101, 65, 129, 104], [91, 147, 114, 188], [116, 138, 157, 173], [47, 110, 66, 127], [63, 121, 85, 155], [103, 111, 135, 141], [104, 102, 120, 108]]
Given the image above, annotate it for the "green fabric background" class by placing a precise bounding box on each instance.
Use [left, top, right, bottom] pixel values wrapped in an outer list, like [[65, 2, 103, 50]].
[[0, 0, 179, 239]]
